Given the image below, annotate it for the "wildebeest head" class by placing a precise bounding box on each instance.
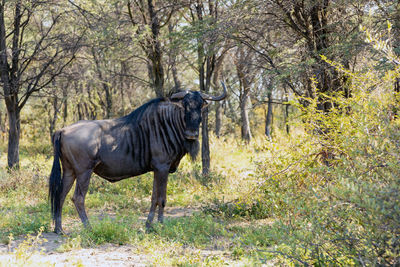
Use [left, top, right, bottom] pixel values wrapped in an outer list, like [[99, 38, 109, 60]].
[[181, 91, 205, 140], [170, 82, 227, 160]]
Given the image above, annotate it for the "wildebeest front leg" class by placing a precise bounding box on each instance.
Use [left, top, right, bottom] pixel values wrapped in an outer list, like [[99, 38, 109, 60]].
[[146, 167, 169, 229], [72, 170, 92, 228], [157, 172, 169, 223]]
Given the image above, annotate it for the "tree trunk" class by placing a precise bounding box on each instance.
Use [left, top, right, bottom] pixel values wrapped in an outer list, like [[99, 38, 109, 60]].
[[74, 82, 83, 121], [200, 61, 211, 176], [168, 23, 181, 90], [195, 1, 209, 176], [265, 92, 273, 140], [283, 87, 290, 135], [92, 48, 112, 118], [7, 106, 20, 169], [86, 85, 97, 120], [201, 108, 210, 175], [48, 96, 60, 140], [237, 64, 252, 143], [0, 110, 6, 144], [240, 91, 252, 143], [104, 84, 112, 119], [0, 103, 5, 142], [119, 61, 127, 115], [285, 102, 290, 135], [62, 85, 68, 126], [215, 102, 222, 138], [148, 0, 164, 97], [212, 53, 225, 139], [235, 45, 254, 143], [193, 0, 219, 176], [0, 2, 18, 168]]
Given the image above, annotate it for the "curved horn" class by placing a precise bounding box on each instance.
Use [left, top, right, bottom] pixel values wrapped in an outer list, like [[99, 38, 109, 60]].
[[200, 82, 227, 101], [170, 91, 189, 100]]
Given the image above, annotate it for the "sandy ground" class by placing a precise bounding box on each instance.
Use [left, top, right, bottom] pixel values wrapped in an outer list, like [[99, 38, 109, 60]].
[[0, 240, 148, 266], [0, 207, 277, 266], [0, 207, 198, 266]]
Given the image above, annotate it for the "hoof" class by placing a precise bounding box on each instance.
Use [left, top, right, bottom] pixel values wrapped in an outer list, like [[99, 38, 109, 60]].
[[145, 226, 155, 234], [54, 228, 64, 235], [145, 222, 154, 233]]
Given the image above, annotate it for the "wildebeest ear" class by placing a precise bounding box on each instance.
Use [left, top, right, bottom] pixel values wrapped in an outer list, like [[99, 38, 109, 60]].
[[202, 100, 209, 109]]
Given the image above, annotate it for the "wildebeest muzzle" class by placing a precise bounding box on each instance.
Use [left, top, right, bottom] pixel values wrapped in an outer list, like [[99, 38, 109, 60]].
[[184, 129, 199, 140]]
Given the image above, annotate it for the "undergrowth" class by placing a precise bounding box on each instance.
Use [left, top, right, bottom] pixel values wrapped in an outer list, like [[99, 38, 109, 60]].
[[1, 44, 400, 265]]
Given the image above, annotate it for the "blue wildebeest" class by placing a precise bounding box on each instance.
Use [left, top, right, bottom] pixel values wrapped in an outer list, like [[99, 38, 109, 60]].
[[48, 84, 227, 233]]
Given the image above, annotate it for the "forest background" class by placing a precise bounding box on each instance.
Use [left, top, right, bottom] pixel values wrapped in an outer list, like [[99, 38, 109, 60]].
[[0, 0, 399, 266]]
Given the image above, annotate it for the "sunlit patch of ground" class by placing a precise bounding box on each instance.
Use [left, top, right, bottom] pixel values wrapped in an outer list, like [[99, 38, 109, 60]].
[[0, 207, 277, 266]]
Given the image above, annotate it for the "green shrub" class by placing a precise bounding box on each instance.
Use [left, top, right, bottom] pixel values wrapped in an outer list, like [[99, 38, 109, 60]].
[[0, 209, 49, 243], [248, 54, 400, 265], [152, 214, 229, 247], [203, 198, 270, 219], [77, 216, 132, 246]]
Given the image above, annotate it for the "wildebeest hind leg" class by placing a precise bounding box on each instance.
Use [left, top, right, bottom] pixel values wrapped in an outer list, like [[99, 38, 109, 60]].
[[72, 170, 92, 228], [54, 167, 76, 234]]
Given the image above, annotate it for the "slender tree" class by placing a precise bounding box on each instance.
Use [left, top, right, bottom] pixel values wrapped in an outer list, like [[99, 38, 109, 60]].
[[235, 46, 256, 143], [265, 91, 273, 140], [127, 0, 178, 97], [189, 0, 227, 175], [0, 1, 81, 168]]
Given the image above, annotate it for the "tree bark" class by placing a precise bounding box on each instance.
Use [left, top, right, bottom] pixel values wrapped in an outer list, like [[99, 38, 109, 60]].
[[215, 102, 222, 138], [0, 105, 5, 140], [48, 96, 60, 140], [147, 0, 164, 97], [119, 61, 127, 115], [201, 108, 210, 175], [128, 0, 166, 97], [194, 0, 214, 176], [62, 85, 68, 126], [1, 1, 21, 168], [212, 52, 225, 138], [168, 23, 181, 90], [0, 108, 6, 144], [283, 87, 290, 135], [284, 100, 290, 135], [237, 62, 252, 143], [92, 48, 112, 118], [74, 82, 83, 121], [7, 106, 20, 169], [265, 92, 273, 140], [239, 90, 252, 143]]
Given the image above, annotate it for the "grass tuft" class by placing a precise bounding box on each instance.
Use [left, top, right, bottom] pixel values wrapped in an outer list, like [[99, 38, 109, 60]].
[[76, 216, 133, 246]]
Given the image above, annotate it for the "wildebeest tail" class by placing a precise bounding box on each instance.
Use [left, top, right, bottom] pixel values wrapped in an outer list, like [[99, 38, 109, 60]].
[[49, 131, 62, 222]]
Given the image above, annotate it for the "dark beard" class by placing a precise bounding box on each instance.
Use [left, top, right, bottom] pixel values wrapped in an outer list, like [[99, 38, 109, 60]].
[[184, 139, 199, 161]]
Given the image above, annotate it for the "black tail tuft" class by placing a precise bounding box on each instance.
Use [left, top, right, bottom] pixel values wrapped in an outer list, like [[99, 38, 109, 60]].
[[49, 132, 63, 222]]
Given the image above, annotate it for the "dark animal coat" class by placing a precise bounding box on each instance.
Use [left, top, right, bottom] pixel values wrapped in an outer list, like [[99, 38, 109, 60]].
[[48, 92, 209, 233]]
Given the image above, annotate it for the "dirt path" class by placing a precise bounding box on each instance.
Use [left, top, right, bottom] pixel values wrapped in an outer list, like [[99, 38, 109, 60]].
[[0, 241, 148, 266], [0, 207, 198, 266], [0, 207, 277, 266]]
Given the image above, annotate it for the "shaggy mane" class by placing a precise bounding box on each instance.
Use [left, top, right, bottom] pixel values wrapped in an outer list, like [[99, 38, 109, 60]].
[[119, 98, 164, 125]]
